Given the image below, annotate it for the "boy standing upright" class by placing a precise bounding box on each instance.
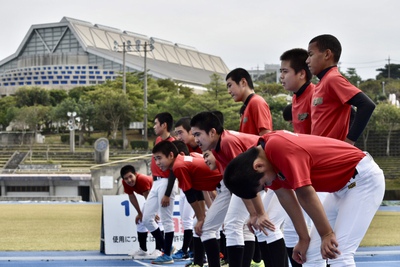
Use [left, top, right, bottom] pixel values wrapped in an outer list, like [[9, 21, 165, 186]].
[[142, 112, 177, 264], [226, 68, 287, 267], [306, 34, 375, 145]]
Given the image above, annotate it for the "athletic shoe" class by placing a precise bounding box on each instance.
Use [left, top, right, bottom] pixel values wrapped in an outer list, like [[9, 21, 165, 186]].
[[172, 249, 189, 260], [151, 254, 174, 264], [148, 249, 163, 259], [130, 248, 150, 260], [185, 264, 203, 267], [250, 260, 265, 267], [220, 259, 229, 267]]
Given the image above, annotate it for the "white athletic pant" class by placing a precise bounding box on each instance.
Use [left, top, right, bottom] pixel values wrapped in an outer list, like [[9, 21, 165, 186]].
[[303, 153, 385, 267], [179, 189, 195, 231], [137, 202, 164, 233], [143, 178, 177, 233], [254, 189, 286, 244], [200, 181, 232, 242], [283, 192, 327, 248], [224, 194, 255, 246]]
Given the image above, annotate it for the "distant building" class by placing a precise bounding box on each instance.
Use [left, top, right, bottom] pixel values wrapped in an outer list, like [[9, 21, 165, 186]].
[[248, 64, 280, 83], [0, 17, 230, 96]]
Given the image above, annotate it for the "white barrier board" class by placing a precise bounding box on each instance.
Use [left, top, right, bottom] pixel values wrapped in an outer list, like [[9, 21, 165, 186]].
[[100, 194, 183, 255]]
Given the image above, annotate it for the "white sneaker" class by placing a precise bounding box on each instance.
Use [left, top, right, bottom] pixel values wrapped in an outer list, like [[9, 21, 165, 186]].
[[147, 249, 163, 259], [130, 248, 150, 260]]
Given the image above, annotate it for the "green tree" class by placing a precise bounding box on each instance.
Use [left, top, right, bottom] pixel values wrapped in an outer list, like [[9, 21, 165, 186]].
[[0, 96, 17, 129], [376, 64, 400, 79], [14, 105, 52, 141], [88, 87, 135, 139], [14, 87, 51, 107], [49, 89, 68, 106], [373, 103, 400, 156]]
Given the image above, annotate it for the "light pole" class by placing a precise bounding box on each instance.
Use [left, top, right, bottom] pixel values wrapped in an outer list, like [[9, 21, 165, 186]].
[[113, 40, 132, 150], [67, 111, 79, 153], [382, 81, 386, 95], [135, 38, 155, 142]]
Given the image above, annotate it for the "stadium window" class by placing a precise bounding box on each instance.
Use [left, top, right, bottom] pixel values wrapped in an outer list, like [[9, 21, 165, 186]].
[[4, 83, 8, 86], [57, 76, 62, 79], [89, 71, 94, 74], [33, 77, 38, 80], [109, 71, 114, 74], [41, 76, 46, 79], [89, 76, 95, 79], [43, 81, 49, 85], [19, 82, 24, 85], [61, 81, 67, 84], [96, 76, 102, 79], [61, 71, 66, 74], [73, 76, 78, 79], [48, 76, 53, 79], [26, 81, 31, 85], [81, 71, 86, 74], [105, 76, 111, 80], [71, 80, 77, 84], [65, 66, 69, 70], [75, 71, 80, 74], [35, 81, 41, 85], [95, 71, 100, 74], [80, 76, 86, 79], [52, 81, 59, 84], [27, 77, 32, 80], [64, 76, 70, 79], [79, 81, 86, 84], [70, 66, 74, 69]]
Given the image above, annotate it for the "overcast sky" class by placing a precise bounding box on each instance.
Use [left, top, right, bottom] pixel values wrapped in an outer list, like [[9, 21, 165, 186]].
[[0, 0, 398, 80]]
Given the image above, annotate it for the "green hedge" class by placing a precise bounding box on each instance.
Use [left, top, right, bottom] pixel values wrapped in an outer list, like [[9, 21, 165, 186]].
[[131, 140, 149, 150]]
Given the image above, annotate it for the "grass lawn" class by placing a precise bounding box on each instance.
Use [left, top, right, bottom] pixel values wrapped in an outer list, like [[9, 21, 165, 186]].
[[0, 203, 398, 251]]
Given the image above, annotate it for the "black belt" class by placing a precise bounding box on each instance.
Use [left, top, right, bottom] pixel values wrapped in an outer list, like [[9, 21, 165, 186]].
[[352, 169, 358, 178], [153, 176, 164, 181]]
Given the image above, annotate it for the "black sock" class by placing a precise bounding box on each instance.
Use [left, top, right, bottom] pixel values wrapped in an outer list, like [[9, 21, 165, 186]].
[[219, 231, 228, 261], [259, 239, 288, 267], [227, 245, 244, 267], [193, 237, 205, 266], [137, 232, 148, 251], [286, 247, 302, 267], [253, 238, 261, 262], [164, 231, 174, 256], [203, 238, 221, 267], [243, 241, 255, 267], [150, 228, 164, 251], [182, 229, 193, 253]]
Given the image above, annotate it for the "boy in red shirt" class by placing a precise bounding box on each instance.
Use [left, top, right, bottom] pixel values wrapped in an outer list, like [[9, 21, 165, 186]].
[[223, 130, 385, 267], [153, 140, 223, 267], [306, 34, 375, 144], [121, 165, 163, 260]]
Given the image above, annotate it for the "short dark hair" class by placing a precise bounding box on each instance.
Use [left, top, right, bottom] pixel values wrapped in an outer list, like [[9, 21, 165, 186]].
[[190, 111, 224, 134], [172, 140, 190, 156], [226, 68, 254, 89], [120, 165, 136, 178], [283, 104, 293, 122], [223, 147, 263, 199], [210, 110, 224, 126], [309, 34, 342, 63], [280, 48, 312, 81], [154, 112, 174, 132], [152, 140, 179, 157], [174, 117, 191, 132]]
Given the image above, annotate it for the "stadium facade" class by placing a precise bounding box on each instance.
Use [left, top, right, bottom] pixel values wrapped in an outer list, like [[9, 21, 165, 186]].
[[0, 17, 230, 96]]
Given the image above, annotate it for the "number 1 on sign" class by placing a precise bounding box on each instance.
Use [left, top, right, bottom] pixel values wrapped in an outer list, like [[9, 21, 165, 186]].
[[121, 200, 130, 216]]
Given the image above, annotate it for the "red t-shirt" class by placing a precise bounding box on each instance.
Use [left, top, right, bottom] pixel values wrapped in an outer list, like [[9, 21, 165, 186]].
[[122, 173, 153, 195], [292, 83, 314, 134], [172, 154, 222, 191], [213, 130, 260, 173], [151, 135, 175, 178], [240, 94, 273, 135], [187, 144, 202, 154], [263, 131, 365, 192], [311, 67, 361, 140]]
